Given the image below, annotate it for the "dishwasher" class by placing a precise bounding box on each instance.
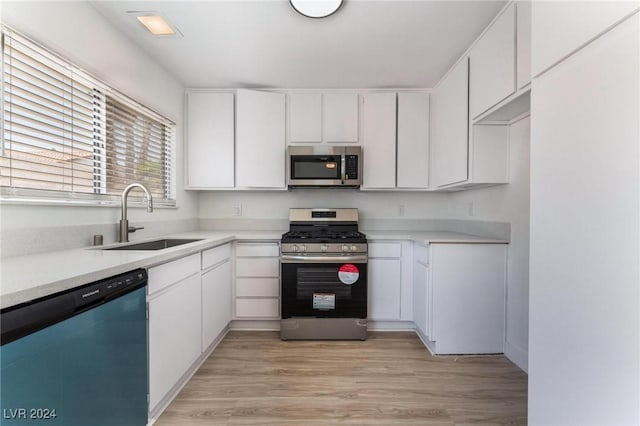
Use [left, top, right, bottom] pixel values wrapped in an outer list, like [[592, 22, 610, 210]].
[[1, 269, 148, 426]]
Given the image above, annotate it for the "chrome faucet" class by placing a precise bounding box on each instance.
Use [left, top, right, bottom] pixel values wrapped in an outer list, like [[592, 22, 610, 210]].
[[119, 183, 154, 243]]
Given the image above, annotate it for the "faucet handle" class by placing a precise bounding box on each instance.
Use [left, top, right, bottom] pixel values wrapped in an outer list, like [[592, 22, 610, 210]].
[[128, 225, 144, 233]]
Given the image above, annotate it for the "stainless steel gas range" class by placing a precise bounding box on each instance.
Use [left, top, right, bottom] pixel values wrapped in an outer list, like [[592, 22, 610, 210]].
[[280, 208, 368, 340]]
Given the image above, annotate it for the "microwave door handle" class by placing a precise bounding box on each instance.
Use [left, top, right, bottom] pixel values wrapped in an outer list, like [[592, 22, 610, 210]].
[[341, 155, 346, 183]]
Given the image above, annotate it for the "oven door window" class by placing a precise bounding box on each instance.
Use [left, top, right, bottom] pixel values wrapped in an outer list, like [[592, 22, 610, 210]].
[[281, 263, 367, 319], [290, 155, 341, 180]]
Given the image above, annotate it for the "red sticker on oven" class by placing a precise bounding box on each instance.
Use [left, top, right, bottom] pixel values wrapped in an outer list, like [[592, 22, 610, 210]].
[[338, 264, 359, 285]]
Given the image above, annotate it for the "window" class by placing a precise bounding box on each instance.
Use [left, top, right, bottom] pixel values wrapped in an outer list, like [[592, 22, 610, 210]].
[[1, 28, 175, 205]]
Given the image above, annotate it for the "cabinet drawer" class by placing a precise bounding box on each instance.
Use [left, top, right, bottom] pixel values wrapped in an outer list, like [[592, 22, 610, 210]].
[[414, 243, 429, 265], [236, 278, 280, 297], [236, 258, 280, 277], [368, 242, 402, 258], [235, 298, 280, 318], [148, 253, 200, 295], [235, 243, 280, 257], [202, 243, 231, 270]]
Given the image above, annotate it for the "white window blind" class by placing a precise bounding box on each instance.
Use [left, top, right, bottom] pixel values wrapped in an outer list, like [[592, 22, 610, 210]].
[[1, 28, 175, 205]]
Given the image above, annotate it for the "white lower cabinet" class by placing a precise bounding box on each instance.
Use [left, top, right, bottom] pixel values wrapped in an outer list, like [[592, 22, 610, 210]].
[[429, 243, 506, 354], [201, 244, 232, 351], [234, 242, 280, 319], [412, 243, 430, 337], [368, 258, 401, 320], [147, 254, 202, 412], [368, 242, 412, 321]]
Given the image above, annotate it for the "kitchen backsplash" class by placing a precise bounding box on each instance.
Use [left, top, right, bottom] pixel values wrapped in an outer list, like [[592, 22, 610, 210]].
[[199, 218, 510, 241], [1, 218, 199, 258]]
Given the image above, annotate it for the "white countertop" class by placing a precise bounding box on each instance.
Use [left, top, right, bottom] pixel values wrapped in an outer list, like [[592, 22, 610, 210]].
[[0, 229, 506, 310], [363, 230, 509, 244]]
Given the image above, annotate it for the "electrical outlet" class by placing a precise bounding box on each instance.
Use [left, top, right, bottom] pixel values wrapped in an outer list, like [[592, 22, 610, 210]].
[[233, 205, 242, 216], [398, 204, 405, 217]]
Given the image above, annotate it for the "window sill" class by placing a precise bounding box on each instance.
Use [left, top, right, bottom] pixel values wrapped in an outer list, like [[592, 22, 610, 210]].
[[0, 197, 178, 209]]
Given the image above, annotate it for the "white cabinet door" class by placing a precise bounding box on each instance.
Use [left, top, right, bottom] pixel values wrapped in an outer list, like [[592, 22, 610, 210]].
[[288, 93, 322, 143], [368, 258, 402, 320], [529, 14, 639, 425], [469, 3, 516, 118], [531, 1, 639, 77], [202, 260, 231, 351], [322, 93, 359, 142], [361, 92, 396, 188], [412, 260, 428, 336], [186, 92, 234, 188], [430, 58, 469, 187], [431, 244, 506, 354], [397, 92, 429, 189], [148, 273, 201, 410], [516, 1, 532, 89], [236, 89, 286, 188]]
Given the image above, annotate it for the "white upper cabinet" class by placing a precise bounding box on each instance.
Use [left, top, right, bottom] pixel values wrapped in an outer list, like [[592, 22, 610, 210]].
[[235, 89, 286, 188], [531, 1, 639, 77], [397, 92, 429, 189], [430, 58, 469, 188], [322, 93, 359, 142], [469, 3, 516, 119], [287, 93, 322, 143], [469, 124, 509, 184], [516, 1, 532, 89], [186, 91, 234, 188], [361, 92, 397, 189]]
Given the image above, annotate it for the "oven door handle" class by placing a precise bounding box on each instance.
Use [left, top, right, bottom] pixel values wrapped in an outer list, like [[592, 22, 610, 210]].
[[281, 255, 368, 264]]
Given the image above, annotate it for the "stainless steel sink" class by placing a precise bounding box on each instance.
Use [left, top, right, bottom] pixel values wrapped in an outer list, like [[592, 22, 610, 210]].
[[105, 238, 203, 251]]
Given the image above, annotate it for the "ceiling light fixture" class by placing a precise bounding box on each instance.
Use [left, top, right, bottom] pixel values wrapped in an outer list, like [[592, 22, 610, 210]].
[[136, 15, 177, 36], [290, 0, 344, 19]]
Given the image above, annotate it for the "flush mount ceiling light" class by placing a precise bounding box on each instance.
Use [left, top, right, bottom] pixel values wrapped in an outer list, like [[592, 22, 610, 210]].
[[137, 15, 175, 35], [290, 0, 344, 18]]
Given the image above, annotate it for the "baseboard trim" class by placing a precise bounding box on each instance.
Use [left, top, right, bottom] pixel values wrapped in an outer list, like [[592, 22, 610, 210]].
[[230, 319, 416, 333], [504, 340, 528, 373], [414, 327, 436, 355]]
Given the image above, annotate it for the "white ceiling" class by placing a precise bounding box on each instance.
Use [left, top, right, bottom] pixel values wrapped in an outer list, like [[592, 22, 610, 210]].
[[89, 0, 507, 89]]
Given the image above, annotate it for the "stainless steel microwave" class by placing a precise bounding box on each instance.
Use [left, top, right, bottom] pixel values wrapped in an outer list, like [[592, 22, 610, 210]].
[[287, 146, 362, 188]]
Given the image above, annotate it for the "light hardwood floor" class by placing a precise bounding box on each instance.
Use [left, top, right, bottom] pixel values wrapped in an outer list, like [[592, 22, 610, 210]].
[[155, 331, 527, 425]]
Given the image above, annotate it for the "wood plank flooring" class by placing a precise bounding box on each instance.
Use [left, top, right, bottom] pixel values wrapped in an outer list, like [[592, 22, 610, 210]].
[[155, 331, 527, 426]]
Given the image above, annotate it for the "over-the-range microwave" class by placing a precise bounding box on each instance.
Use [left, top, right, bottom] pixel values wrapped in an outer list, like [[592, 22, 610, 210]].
[[287, 146, 361, 188]]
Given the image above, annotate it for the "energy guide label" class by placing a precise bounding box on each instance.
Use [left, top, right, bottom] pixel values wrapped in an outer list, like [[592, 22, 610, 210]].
[[313, 293, 335, 310], [338, 264, 359, 285]]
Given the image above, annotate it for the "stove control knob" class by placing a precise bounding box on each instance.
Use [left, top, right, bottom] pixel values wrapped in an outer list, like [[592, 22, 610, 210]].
[[321, 244, 328, 252], [292, 245, 299, 252], [350, 245, 357, 251], [301, 245, 307, 252], [342, 245, 349, 252]]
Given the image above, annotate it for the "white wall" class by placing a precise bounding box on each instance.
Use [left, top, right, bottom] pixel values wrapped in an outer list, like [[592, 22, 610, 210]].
[[447, 116, 530, 371], [0, 1, 197, 239]]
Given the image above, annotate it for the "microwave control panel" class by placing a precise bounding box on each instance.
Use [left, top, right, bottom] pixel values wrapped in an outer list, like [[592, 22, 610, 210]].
[[345, 155, 359, 180]]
